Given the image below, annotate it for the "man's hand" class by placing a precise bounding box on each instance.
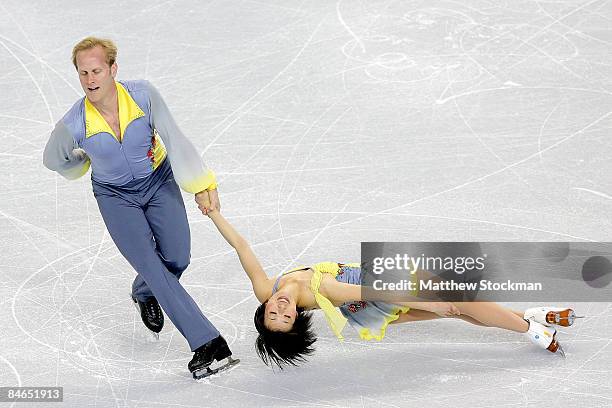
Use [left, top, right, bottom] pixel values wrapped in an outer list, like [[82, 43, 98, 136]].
[[195, 188, 220, 216], [195, 190, 210, 215], [72, 148, 88, 160]]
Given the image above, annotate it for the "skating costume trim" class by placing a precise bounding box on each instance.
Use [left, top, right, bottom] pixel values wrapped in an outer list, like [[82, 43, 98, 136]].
[[309, 262, 350, 341], [64, 156, 91, 179], [72, 158, 91, 179], [149, 129, 167, 171], [355, 305, 410, 341], [84, 82, 145, 141]]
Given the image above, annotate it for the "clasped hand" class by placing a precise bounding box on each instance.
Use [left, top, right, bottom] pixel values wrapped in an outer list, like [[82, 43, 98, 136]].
[[428, 302, 461, 317], [195, 188, 220, 216]]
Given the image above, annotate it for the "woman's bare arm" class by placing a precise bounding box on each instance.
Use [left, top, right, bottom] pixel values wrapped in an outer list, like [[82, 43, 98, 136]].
[[319, 278, 363, 305], [206, 210, 271, 302], [321, 278, 459, 316], [395, 301, 460, 317]]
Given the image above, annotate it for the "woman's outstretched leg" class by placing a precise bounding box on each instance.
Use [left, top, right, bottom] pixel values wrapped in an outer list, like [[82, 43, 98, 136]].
[[392, 308, 487, 326], [393, 304, 565, 356], [451, 302, 528, 332]]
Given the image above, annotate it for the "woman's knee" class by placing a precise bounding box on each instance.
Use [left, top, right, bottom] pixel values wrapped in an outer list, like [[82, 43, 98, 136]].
[[452, 301, 477, 314], [453, 301, 495, 315]]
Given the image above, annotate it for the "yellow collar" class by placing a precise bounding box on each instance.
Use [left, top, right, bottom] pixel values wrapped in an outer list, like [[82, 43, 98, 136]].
[[85, 82, 145, 141]]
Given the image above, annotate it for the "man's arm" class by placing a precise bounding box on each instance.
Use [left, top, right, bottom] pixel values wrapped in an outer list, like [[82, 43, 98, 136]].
[[43, 121, 90, 180], [146, 81, 218, 196]]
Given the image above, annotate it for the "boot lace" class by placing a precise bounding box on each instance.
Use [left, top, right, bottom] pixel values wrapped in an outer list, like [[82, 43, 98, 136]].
[[145, 298, 160, 319]]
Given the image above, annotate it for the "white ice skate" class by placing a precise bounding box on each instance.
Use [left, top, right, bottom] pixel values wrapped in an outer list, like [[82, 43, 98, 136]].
[[523, 307, 582, 327], [525, 319, 565, 358]]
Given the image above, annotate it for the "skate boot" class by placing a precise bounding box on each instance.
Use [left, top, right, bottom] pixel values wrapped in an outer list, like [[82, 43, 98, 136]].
[[524, 307, 581, 327], [524, 319, 566, 357], [188, 335, 240, 380], [131, 295, 164, 339]]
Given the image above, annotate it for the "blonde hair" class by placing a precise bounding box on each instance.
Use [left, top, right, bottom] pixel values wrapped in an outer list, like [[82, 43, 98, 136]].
[[71, 37, 117, 69]]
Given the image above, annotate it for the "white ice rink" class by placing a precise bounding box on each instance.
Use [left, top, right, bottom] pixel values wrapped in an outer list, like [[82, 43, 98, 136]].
[[1, 0, 612, 407]]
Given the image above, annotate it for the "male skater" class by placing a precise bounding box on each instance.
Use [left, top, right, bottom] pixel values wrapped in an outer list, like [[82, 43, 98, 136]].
[[43, 37, 237, 379]]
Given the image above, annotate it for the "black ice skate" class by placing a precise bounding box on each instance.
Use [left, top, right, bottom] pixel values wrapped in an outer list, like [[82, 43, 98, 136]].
[[188, 335, 240, 380], [131, 294, 164, 340]]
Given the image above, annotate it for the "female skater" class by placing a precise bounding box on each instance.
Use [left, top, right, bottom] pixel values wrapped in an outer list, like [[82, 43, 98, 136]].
[[201, 204, 575, 368]]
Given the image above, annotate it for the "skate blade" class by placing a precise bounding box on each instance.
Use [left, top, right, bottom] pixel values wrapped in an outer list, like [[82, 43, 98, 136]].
[[192, 357, 240, 381], [147, 331, 160, 342], [556, 344, 566, 359], [547, 309, 578, 327], [138, 322, 161, 342]]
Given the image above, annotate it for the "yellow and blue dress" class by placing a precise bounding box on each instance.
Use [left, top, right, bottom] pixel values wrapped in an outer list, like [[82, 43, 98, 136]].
[[274, 262, 410, 341]]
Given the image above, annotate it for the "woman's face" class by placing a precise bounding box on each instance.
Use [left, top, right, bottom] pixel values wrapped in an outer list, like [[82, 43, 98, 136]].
[[264, 292, 298, 332]]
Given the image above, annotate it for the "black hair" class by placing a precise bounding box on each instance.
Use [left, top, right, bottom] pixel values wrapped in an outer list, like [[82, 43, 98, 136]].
[[253, 301, 317, 369]]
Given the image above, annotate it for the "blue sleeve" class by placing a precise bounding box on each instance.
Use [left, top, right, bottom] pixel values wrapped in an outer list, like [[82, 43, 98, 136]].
[[43, 120, 91, 180], [147, 81, 217, 193]]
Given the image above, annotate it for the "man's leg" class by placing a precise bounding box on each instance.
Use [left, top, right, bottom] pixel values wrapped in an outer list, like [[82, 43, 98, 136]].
[[132, 168, 190, 299], [131, 177, 190, 299], [143, 175, 223, 348], [93, 188, 219, 351], [145, 175, 191, 279]]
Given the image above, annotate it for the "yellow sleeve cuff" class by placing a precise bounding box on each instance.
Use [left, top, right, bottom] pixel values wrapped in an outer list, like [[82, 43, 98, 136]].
[[64, 160, 91, 180], [179, 170, 217, 194], [208, 172, 218, 190]]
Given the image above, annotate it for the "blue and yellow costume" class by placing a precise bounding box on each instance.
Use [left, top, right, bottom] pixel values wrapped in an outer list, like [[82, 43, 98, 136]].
[[43, 80, 219, 351], [274, 262, 410, 341]]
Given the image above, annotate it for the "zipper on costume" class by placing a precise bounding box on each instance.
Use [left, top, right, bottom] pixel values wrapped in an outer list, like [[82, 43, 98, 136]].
[[119, 144, 135, 180], [117, 117, 141, 181]]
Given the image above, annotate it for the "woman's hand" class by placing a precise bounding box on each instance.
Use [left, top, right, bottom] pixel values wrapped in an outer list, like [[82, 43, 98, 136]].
[[207, 189, 221, 212], [427, 302, 461, 317]]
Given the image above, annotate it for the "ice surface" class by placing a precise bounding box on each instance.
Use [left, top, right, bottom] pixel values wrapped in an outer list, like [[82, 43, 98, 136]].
[[1, 0, 611, 407]]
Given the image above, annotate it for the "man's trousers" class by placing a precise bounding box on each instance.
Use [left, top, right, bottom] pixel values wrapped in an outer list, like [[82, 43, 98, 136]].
[[92, 159, 219, 351]]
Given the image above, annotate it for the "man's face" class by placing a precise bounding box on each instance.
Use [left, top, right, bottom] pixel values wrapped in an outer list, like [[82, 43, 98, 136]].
[[75, 45, 117, 104]]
